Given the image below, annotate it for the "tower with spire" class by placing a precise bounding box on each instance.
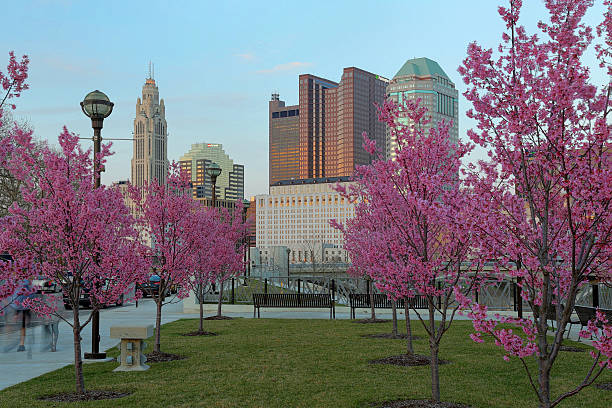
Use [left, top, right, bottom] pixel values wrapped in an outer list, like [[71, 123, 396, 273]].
[[131, 63, 169, 186]]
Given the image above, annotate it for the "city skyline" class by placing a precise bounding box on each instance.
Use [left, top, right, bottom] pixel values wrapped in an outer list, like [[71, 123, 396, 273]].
[[2, 0, 608, 198]]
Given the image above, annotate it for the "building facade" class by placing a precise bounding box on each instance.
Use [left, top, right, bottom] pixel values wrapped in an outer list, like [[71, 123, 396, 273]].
[[269, 93, 300, 185], [269, 67, 388, 186], [386, 57, 458, 159], [131, 75, 168, 186], [255, 177, 355, 265], [179, 143, 244, 202]]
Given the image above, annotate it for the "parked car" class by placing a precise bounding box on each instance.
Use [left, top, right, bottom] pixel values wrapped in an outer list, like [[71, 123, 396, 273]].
[[63, 279, 124, 309], [32, 276, 59, 294], [136, 275, 178, 298]]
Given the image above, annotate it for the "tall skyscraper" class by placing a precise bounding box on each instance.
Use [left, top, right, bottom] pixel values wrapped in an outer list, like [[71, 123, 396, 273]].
[[179, 143, 244, 202], [131, 71, 169, 186], [269, 93, 300, 185], [268, 67, 388, 185], [386, 58, 458, 159], [297, 74, 339, 179]]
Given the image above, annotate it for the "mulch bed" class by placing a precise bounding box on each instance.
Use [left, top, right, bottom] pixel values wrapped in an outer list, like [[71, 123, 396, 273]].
[[369, 354, 449, 367], [182, 331, 218, 337], [374, 399, 471, 408], [204, 315, 233, 320], [39, 390, 131, 402], [145, 351, 186, 363], [361, 333, 421, 340], [559, 346, 586, 352], [595, 382, 612, 391], [355, 318, 391, 324]]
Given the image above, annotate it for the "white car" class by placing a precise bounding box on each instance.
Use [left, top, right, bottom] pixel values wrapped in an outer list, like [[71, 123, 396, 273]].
[[32, 276, 58, 294]]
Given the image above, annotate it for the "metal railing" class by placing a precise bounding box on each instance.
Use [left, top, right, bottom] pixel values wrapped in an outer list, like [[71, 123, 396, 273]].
[[198, 275, 611, 311]]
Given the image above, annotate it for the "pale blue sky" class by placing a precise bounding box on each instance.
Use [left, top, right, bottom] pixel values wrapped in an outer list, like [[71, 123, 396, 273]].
[[3, 0, 608, 197]]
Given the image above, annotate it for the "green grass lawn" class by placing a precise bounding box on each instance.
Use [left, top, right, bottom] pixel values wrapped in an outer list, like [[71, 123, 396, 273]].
[[0, 319, 610, 407]]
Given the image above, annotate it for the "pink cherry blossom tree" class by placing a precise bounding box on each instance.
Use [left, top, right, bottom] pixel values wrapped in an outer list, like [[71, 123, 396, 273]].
[[0, 51, 30, 307], [187, 203, 248, 330], [210, 203, 249, 319], [333, 98, 483, 402], [0, 127, 148, 394], [0, 51, 29, 112], [458, 1, 611, 406], [130, 164, 201, 352]]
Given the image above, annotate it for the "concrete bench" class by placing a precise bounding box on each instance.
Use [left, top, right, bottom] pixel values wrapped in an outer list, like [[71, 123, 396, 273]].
[[110, 325, 153, 372]]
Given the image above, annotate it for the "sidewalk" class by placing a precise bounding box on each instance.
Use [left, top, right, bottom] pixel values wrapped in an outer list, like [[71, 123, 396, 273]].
[[0, 299, 197, 391]]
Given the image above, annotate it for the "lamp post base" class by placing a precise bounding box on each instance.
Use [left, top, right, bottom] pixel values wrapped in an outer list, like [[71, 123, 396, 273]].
[[84, 352, 107, 360]]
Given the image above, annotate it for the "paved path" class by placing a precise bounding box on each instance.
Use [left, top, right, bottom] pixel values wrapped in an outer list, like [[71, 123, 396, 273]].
[[0, 298, 197, 391], [0, 299, 589, 391]]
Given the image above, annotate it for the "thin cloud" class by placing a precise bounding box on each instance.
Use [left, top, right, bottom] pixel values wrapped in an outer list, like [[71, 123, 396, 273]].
[[235, 53, 256, 62], [256, 61, 313, 74]]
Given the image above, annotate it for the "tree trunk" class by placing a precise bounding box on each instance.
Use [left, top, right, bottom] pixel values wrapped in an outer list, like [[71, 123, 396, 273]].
[[391, 300, 398, 337], [217, 280, 224, 317], [538, 360, 552, 408], [429, 302, 440, 401], [404, 300, 414, 355], [368, 279, 376, 320], [537, 323, 552, 408], [198, 285, 204, 332], [72, 307, 85, 394], [154, 298, 162, 352]]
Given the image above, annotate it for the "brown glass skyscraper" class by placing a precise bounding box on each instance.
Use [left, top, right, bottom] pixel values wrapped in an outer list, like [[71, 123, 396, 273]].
[[269, 93, 300, 185], [269, 67, 388, 185], [326, 67, 388, 176]]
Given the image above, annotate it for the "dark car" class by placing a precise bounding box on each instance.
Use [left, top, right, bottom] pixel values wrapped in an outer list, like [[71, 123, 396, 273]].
[[63, 280, 123, 310], [137, 274, 161, 298], [136, 275, 178, 298]]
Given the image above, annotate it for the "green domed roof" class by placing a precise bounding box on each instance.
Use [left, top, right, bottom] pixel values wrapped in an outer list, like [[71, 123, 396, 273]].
[[393, 57, 449, 79]]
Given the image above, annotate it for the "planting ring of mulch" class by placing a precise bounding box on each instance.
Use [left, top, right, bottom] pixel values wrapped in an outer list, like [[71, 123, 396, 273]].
[[595, 382, 612, 391], [145, 351, 186, 363], [204, 315, 233, 320], [354, 318, 390, 324], [369, 354, 450, 367], [39, 390, 131, 402], [373, 399, 471, 408], [182, 331, 218, 336], [559, 345, 586, 352], [361, 333, 421, 340]]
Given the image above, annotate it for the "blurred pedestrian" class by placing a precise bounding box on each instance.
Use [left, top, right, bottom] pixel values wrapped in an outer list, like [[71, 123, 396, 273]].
[[10, 280, 34, 352], [41, 313, 59, 352]]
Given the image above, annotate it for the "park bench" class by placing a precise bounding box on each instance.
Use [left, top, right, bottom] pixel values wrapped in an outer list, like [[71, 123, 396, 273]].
[[543, 304, 581, 338], [573, 305, 612, 337], [252, 293, 335, 319], [348, 293, 430, 319]]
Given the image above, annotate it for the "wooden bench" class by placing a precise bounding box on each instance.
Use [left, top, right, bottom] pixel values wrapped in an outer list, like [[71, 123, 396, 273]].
[[348, 293, 429, 319], [252, 293, 335, 319]]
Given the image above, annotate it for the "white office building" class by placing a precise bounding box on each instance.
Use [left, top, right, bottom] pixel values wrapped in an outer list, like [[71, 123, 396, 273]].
[[255, 177, 356, 265]]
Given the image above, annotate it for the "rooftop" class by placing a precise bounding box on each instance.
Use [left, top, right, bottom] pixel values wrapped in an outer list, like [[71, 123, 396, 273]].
[[393, 57, 449, 80], [271, 176, 352, 186]]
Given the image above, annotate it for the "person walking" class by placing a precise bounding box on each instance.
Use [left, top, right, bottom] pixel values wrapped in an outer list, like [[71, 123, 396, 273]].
[[10, 280, 34, 352]]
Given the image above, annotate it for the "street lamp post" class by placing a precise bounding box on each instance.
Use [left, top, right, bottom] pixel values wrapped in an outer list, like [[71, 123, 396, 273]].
[[206, 162, 222, 210], [206, 163, 222, 315], [286, 247, 290, 284], [80, 90, 114, 360]]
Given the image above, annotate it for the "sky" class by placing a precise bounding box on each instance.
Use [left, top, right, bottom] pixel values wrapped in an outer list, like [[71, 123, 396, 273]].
[[2, 0, 609, 198]]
